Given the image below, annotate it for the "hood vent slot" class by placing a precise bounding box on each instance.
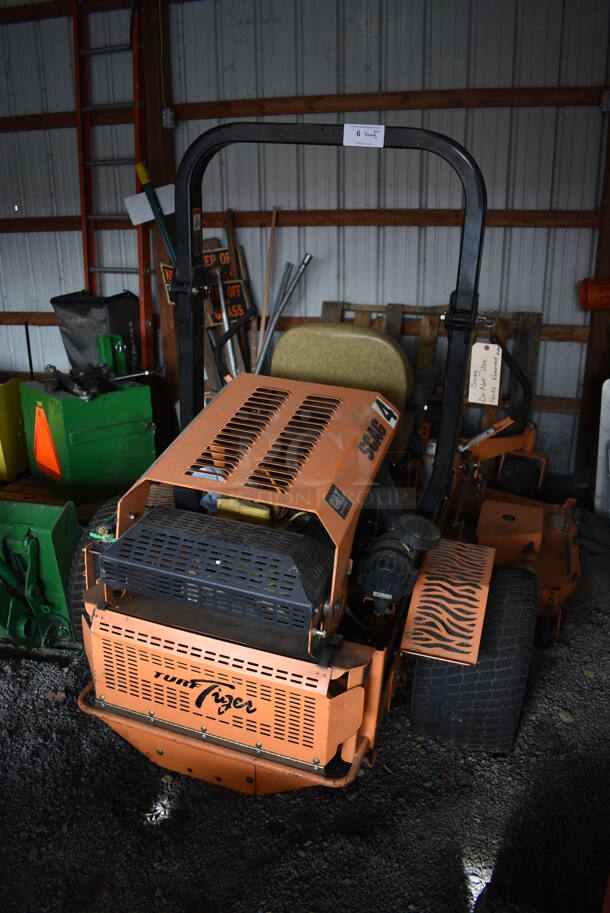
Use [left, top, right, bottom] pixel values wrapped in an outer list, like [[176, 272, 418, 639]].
[[245, 394, 341, 493], [186, 387, 289, 479]]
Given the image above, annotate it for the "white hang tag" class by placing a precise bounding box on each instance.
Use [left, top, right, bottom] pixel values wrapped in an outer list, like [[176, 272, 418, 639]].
[[468, 342, 502, 405], [343, 123, 385, 148]]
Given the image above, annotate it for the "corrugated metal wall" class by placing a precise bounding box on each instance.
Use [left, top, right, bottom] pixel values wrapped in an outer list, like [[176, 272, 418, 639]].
[[1, 0, 609, 472], [0, 8, 139, 375]]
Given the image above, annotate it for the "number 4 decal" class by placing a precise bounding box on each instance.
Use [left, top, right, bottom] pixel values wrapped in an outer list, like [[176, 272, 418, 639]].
[[372, 397, 399, 428]]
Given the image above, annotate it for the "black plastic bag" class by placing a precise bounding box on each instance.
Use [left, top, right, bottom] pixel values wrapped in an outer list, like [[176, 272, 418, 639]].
[[50, 289, 141, 374]]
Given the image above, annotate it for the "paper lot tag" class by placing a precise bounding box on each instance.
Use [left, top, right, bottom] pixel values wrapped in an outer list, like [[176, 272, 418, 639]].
[[468, 342, 502, 405], [343, 124, 385, 148]]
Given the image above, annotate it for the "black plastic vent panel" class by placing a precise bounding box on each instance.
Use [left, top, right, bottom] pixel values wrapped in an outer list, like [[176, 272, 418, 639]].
[[186, 386, 289, 480], [100, 507, 333, 659], [245, 394, 341, 493]]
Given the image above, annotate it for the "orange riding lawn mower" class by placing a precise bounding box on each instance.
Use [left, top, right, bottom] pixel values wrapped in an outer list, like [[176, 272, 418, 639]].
[[75, 124, 580, 795]]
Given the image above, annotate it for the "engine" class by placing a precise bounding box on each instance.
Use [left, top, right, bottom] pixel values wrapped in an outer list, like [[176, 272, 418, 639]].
[[357, 532, 418, 616], [99, 505, 334, 661], [357, 514, 442, 616]]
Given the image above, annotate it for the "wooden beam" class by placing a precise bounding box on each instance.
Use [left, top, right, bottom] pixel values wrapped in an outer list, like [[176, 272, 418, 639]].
[[141, 0, 179, 417], [91, 217, 132, 230], [0, 111, 76, 133], [0, 1, 72, 23], [1, 209, 598, 235], [89, 105, 134, 127], [537, 324, 589, 343], [0, 311, 161, 330], [0, 371, 47, 382], [575, 92, 610, 496], [0, 1, 139, 26], [268, 314, 589, 343], [0, 105, 132, 134], [0, 0, 185, 25], [465, 395, 581, 415], [175, 86, 604, 121], [0, 216, 81, 233], [0, 216, 134, 232], [0, 310, 588, 344], [0, 311, 57, 326], [198, 208, 600, 230], [0, 86, 605, 135], [532, 395, 581, 415]]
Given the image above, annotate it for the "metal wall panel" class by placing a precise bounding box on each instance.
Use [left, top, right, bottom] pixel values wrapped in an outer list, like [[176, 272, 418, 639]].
[[0, 231, 83, 373], [0, 13, 80, 371], [0, 16, 74, 115], [0, 8, 142, 374]]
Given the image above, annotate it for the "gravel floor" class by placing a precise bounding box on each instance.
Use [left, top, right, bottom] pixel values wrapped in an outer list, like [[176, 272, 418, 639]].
[[1, 526, 609, 913]]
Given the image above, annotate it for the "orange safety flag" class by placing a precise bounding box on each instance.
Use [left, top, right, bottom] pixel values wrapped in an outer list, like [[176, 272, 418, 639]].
[[33, 405, 61, 480]]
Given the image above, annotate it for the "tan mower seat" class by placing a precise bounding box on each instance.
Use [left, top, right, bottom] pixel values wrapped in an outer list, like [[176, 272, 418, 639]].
[[271, 322, 414, 449]]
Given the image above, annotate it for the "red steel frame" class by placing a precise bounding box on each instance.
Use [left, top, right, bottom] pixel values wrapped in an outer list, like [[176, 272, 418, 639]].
[[71, 0, 154, 368], [72, 0, 97, 293], [131, 1, 154, 370]]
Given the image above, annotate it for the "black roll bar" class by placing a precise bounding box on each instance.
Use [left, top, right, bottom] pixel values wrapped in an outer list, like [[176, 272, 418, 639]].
[[173, 121, 487, 519]]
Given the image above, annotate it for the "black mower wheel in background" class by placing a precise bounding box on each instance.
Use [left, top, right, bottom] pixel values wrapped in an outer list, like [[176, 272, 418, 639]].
[[410, 566, 538, 753], [65, 497, 119, 643]]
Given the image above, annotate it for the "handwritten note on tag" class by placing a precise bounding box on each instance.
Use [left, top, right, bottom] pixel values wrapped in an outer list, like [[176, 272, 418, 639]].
[[343, 124, 385, 148], [468, 342, 502, 405]]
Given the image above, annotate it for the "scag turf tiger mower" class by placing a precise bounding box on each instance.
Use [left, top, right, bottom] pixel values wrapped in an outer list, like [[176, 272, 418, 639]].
[[76, 123, 580, 795]]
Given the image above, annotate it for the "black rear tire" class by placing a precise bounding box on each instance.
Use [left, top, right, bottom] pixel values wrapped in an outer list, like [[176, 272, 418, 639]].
[[410, 566, 537, 753], [66, 496, 119, 643]]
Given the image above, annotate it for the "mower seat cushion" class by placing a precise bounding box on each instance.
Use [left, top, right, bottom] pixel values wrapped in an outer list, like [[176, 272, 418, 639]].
[[270, 322, 414, 415]]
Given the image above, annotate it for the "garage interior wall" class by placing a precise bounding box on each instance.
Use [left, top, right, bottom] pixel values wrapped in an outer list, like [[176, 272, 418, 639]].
[[0, 0, 609, 474]]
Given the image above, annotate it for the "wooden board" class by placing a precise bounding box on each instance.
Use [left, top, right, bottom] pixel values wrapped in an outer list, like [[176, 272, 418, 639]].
[[321, 301, 345, 322], [383, 303, 403, 341], [481, 316, 510, 430], [415, 315, 441, 371], [509, 312, 542, 416], [0, 476, 103, 524]]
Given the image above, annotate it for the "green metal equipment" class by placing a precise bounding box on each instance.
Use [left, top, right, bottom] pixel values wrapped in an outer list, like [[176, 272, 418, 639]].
[[95, 334, 127, 377], [0, 378, 28, 481], [0, 501, 82, 648], [19, 381, 156, 501]]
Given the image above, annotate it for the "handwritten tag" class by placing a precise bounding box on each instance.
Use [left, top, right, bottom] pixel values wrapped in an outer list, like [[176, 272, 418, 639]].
[[343, 123, 385, 148], [468, 342, 502, 406]]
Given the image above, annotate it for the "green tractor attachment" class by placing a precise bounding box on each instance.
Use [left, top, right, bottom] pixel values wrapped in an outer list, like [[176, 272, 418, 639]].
[[0, 501, 82, 648]]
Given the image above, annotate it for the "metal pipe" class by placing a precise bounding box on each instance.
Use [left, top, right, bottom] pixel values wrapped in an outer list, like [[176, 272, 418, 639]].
[[85, 159, 136, 167], [24, 321, 34, 380], [88, 266, 139, 274], [114, 366, 167, 382], [215, 268, 238, 378], [86, 214, 130, 221], [80, 44, 131, 56], [82, 103, 132, 112], [254, 253, 312, 374], [269, 262, 293, 320], [135, 162, 177, 264]]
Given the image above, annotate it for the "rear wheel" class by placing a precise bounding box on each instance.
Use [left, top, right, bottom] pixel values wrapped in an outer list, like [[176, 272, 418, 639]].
[[65, 497, 119, 643], [410, 566, 537, 753]]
